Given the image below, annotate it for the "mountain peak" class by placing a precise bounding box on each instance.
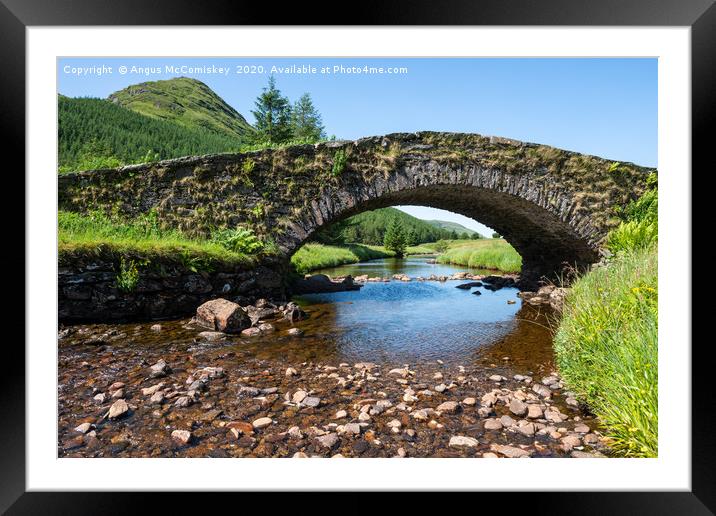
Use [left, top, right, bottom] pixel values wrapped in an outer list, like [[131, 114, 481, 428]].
[[108, 77, 253, 140]]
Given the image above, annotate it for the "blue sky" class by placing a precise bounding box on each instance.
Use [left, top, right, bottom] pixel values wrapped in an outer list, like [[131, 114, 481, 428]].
[[58, 57, 657, 236]]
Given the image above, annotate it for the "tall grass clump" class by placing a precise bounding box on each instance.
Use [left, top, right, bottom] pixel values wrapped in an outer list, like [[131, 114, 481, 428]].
[[553, 246, 657, 457], [554, 181, 658, 457], [435, 239, 522, 273]]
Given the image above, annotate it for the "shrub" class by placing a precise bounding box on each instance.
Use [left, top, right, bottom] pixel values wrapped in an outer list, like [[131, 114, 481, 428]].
[[116, 257, 140, 292], [332, 150, 347, 176], [210, 227, 264, 254]]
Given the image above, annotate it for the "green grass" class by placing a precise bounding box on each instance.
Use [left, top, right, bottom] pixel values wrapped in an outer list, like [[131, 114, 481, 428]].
[[290, 243, 435, 274], [432, 239, 522, 273], [553, 245, 657, 457], [58, 211, 259, 271]]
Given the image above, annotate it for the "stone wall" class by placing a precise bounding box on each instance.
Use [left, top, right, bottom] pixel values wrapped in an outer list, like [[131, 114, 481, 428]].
[[58, 131, 656, 286], [58, 258, 287, 323]]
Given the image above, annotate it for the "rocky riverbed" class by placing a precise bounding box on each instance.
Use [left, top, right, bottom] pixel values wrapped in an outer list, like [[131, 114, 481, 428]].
[[58, 316, 608, 458]]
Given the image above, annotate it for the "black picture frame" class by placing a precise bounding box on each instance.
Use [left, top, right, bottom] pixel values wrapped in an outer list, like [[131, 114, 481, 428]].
[[2, 0, 709, 511]]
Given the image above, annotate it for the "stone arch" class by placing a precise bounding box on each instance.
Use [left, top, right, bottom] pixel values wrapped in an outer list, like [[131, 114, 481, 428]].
[[58, 132, 655, 287]]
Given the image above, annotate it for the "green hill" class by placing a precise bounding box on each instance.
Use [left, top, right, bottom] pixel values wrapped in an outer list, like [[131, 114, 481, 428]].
[[107, 77, 254, 139], [426, 219, 482, 238], [339, 208, 456, 245], [58, 95, 246, 171]]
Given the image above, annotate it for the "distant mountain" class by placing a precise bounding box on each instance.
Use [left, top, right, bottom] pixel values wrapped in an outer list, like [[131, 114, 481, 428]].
[[426, 220, 482, 237], [108, 77, 254, 140], [58, 95, 245, 170]]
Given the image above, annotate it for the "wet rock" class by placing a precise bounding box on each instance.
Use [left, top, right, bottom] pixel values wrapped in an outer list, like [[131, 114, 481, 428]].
[[107, 399, 129, 419], [287, 328, 304, 337], [532, 384, 552, 398], [509, 399, 528, 417], [171, 429, 192, 445], [583, 433, 600, 445], [258, 323, 275, 333], [527, 405, 543, 419], [561, 435, 582, 451], [197, 331, 227, 342], [302, 396, 321, 408], [285, 367, 298, 376], [472, 290, 482, 296], [436, 401, 460, 414], [334, 410, 347, 419], [500, 415, 516, 428], [74, 422, 93, 434], [149, 391, 165, 405], [517, 420, 536, 436], [195, 298, 251, 333], [484, 419, 503, 431], [284, 302, 308, 323], [455, 281, 483, 289], [449, 436, 478, 448], [315, 433, 340, 449], [388, 367, 410, 378], [252, 417, 273, 430], [174, 396, 192, 408], [227, 421, 254, 435], [343, 423, 362, 435], [150, 324, 162, 332], [149, 359, 171, 379], [489, 374, 506, 382], [238, 386, 261, 398], [293, 452, 309, 458], [490, 444, 531, 458], [463, 397, 476, 406], [292, 390, 307, 404], [142, 383, 164, 396], [93, 393, 107, 404], [574, 424, 590, 434], [240, 327, 262, 337]]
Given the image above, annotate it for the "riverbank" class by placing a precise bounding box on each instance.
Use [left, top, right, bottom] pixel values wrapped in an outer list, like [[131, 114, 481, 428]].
[[553, 183, 658, 457], [432, 239, 522, 273], [290, 243, 433, 274]]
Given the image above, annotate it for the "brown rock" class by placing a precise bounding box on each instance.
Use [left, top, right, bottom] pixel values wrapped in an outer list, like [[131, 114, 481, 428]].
[[195, 298, 251, 333]]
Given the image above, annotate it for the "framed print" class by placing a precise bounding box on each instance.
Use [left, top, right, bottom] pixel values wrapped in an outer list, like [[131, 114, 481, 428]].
[[3, 0, 711, 511]]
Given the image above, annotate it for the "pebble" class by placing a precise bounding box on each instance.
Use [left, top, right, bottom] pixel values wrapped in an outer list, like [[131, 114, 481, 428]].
[[287, 328, 304, 337], [316, 433, 339, 449], [171, 429, 192, 445], [462, 397, 476, 406], [107, 399, 129, 419], [74, 422, 93, 434], [141, 383, 164, 396], [285, 367, 298, 377], [436, 401, 460, 414], [489, 374, 506, 382], [252, 417, 273, 430], [302, 396, 321, 408], [334, 410, 348, 419], [484, 418, 503, 430], [449, 436, 478, 448], [241, 327, 261, 337], [527, 404, 543, 419], [292, 390, 307, 404], [490, 444, 531, 458], [149, 359, 171, 379]]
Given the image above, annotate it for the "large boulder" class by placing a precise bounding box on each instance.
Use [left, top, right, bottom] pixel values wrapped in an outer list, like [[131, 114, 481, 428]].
[[292, 274, 362, 294], [195, 298, 251, 333]]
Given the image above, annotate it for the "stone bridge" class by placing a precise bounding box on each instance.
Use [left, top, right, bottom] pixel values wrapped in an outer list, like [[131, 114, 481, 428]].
[[58, 132, 655, 286]]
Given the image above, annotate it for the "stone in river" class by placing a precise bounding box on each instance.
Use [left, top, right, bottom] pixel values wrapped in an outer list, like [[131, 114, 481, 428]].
[[197, 331, 227, 342], [93, 393, 107, 403], [258, 323, 275, 333], [463, 397, 477, 406], [285, 367, 298, 377], [149, 391, 165, 405], [107, 399, 129, 419], [293, 452, 309, 458], [241, 327, 262, 337], [174, 396, 192, 408], [315, 433, 340, 449], [449, 436, 478, 448], [74, 422, 93, 434], [344, 423, 362, 435], [436, 401, 460, 414], [490, 444, 531, 458], [141, 383, 164, 396], [287, 328, 304, 337], [252, 417, 273, 430], [509, 399, 528, 417], [149, 359, 171, 379], [292, 390, 307, 404], [489, 374, 506, 382], [574, 424, 590, 434], [302, 396, 321, 408], [171, 429, 192, 445], [517, 421, 536, 436], [195, 298, 251, 333], [532, 383, 552, 398], [334, 410, 348, 419], [484, 418, 503, 431], [472, 290, 482, 295]]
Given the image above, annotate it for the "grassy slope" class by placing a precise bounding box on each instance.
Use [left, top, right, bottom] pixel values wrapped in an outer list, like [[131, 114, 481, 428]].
[[340, 207, 456, 246], [433, 239, 522, 273], [554, 246, 657, 457], [554, 183, 658, 457], [108, 77, 254, 139], [58, 96, 246, 170], [290, 243, 434, 274], [58, 211, 256, 270]]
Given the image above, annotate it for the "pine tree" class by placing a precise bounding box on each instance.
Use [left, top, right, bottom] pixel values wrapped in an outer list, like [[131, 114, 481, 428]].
[[291, 93, 325, 142], [384, 218, 407, 258], [251, 76, 293, 144]]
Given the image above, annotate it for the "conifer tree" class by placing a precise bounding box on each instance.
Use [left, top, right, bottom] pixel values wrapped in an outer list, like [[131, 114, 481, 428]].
[[251, 76, 292, 144], [383, 218, 407, 258], [291, 93, 325, 142]]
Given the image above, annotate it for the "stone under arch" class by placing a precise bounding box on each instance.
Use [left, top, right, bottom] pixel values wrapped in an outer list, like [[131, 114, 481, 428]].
[[58, 131, 655, 287]]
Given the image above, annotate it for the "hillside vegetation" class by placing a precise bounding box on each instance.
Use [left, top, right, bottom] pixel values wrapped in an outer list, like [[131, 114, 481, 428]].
[[338, 208, 461, 245], [58, 96, 245, 171], [554, 176, 658, 457], [108, 77, 254, 139]]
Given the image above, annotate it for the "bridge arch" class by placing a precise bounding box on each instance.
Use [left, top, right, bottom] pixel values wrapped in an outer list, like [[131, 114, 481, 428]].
[[58, 132, 655, 286]]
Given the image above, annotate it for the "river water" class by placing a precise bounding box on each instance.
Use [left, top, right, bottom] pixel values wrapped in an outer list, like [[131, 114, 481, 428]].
[[57, 256, 608, 458]]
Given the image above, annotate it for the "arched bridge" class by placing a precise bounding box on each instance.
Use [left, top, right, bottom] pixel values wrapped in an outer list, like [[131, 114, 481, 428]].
[[58, 132, 655, 285]]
